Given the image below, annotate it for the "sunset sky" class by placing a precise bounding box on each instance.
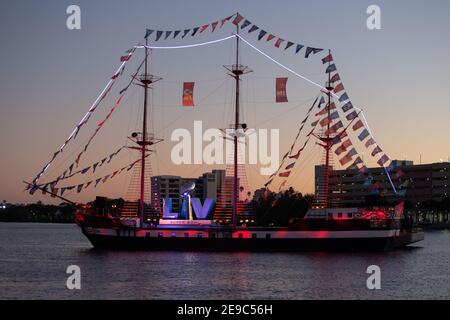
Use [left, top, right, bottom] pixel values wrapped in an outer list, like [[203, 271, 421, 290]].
[[1, 0, 449, 204]]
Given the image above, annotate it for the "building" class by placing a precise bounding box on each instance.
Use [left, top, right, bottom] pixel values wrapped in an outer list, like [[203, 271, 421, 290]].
[[315, 160, 450, 207], [151, 170, 226, 215]]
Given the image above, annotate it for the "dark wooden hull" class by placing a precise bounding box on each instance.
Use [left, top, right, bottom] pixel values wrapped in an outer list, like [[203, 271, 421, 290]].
[[83, 229, 424, 252]]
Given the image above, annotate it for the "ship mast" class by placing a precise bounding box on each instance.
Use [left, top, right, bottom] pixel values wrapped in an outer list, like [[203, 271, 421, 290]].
[[140, 38, 149, 222], [134, 38, 162, 225], [224, 16, 251, 228], [312, 49, 335, 209], [323, 49, 333, 208]]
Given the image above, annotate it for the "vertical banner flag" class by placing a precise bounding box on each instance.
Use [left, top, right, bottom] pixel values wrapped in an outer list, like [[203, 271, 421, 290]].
[[182, 82, 195, 107], [276, 77, 288, 103]]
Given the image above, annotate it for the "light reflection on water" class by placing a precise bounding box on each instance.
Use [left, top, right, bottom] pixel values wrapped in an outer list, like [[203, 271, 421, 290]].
[[0, 223, 449, 299]]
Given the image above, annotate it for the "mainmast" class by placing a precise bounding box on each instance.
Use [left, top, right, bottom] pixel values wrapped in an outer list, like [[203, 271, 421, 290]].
[[134, 38, 162, 225], [224, 16, 252, 228], [140, 38, 149, 223]]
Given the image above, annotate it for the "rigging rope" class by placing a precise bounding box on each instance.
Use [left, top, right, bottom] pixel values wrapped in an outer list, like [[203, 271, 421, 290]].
[[135, 35, 236, 50]]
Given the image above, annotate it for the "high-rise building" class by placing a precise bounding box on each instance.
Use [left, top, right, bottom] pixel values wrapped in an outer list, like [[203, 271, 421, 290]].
[[315, 160, 450, 206]]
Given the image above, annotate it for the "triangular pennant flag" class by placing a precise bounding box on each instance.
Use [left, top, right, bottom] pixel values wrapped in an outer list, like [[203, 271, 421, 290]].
[[211, 22, 218, 32], [155, 31, 163, 41], [333, 83, 345, 93], [279, 171, 291, 178], [353, 156, 364, 166], [258, 30, 267, 40], [315, 102, 336, 116], [295, 44, 304, 54], [51, 188, 59, 197], [191, 27, 200, 36], [311, 120, 319, 127], [120, 55, 130, 62], [325, 121, 343, 135], [164, 31, 172, 39], [346, 110, 358, 121], [371, 146, 383, 157], [102, 175, 110, 183], [285, 41, 294, 50], [182, 29, 190, 38], [173, 30, 181, 38], [377, 155, 390, 167], [339, 93, 349, 102], [341, 101, 353, 112], [68, 164, 74, 175], [241, 19, 251, 29], [266, 34, 276, 42], [145, 29, 154, 39], [358, 129, 370, 141], [352, 120, 364, 131], [81, 167, 90, 174], [326, 64, 337, 73], [305, 47, 323, 58], [318, 96, 325, 107], [199, 24, 209, 33], [322, 53, 333, 64], [92, 162, 99, 173], [232, 14, 244, 26], [330, 73, 341, 83], [77, 184, 84, 193], [248, 25, 259, 33], [60, 187, 66, 196], [285, 163, 295, 170], [85, 181, 93, 189], [50, 181, 57, 193], [365, 138, 375, 148], [220, 15, 233, 27], [95, 178, 102, 187], [274, 38, 284, 48]]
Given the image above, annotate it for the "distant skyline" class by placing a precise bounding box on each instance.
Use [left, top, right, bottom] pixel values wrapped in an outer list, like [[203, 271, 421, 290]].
[[1, 0, 450, 203]]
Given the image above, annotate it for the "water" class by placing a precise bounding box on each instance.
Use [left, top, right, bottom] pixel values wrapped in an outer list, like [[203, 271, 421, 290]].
[[0, 222, 449, 300]]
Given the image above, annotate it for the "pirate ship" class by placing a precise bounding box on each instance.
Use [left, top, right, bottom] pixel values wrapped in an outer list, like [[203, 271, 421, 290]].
[[27, 13, 423, 251]]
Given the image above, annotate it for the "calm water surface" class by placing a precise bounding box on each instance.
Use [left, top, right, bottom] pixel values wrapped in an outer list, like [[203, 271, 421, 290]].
[[0, 223, 449, 299]]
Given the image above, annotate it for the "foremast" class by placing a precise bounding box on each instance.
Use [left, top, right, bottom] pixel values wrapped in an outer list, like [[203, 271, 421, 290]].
[[132, 38, 162, 225]]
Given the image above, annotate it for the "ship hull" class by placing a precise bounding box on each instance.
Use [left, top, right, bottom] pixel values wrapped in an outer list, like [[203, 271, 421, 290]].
[[80, 227, 424, 252]]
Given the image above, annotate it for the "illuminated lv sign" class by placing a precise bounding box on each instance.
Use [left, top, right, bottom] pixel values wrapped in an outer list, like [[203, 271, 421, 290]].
[[162, 197, 215, 220]]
